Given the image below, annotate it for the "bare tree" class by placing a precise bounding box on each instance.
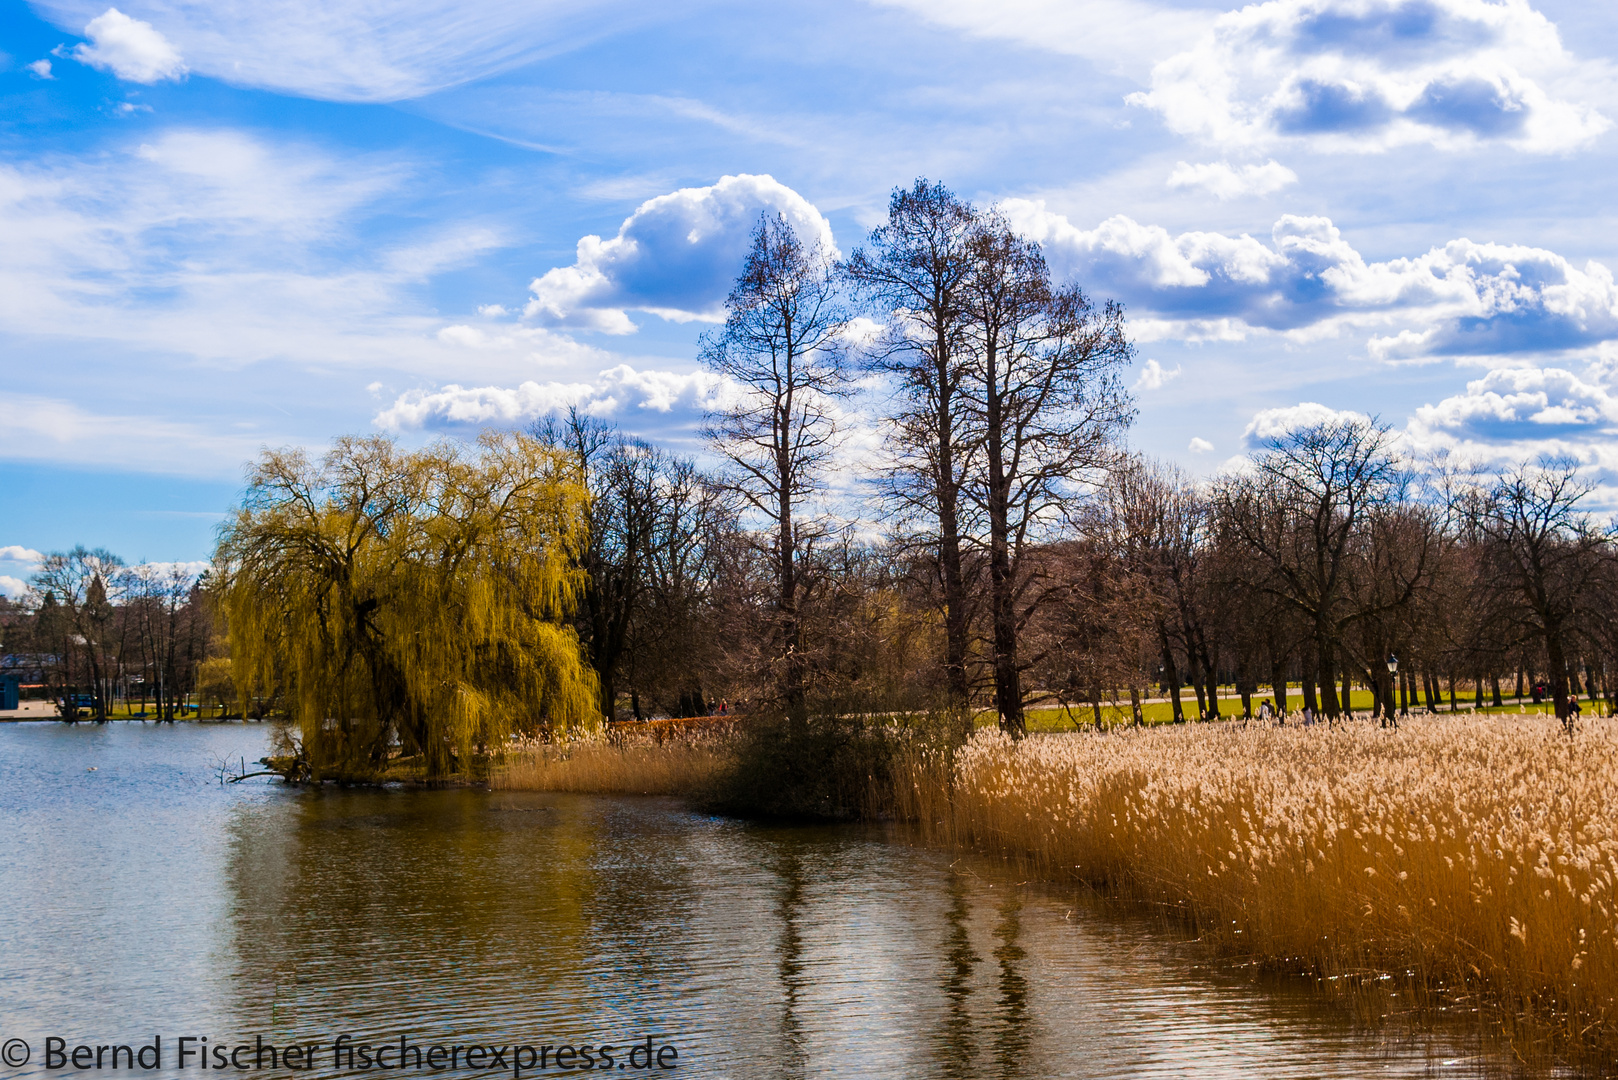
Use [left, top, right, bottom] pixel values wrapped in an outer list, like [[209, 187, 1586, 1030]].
[[1216, 419, 1407, 721], [1464, 458, 1608, 731], [30, 546, 125, 720], [700, 213, 851, 724], [844, 179, 980, 715], [123, 562, 207, 720], [958, 212, 1134, 736], [534, 409, 668, 721]]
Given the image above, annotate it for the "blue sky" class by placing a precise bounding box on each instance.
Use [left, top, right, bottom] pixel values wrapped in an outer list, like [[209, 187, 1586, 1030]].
[[3, 0, 1618, 593]]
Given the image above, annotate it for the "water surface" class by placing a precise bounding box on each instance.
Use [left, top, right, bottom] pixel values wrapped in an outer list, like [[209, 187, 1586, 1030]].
[[0, 723, 1531, 1077]]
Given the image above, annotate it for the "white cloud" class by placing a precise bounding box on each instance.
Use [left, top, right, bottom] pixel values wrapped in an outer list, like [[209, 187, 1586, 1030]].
[[0, 394, 269, 478], [70, 7, 187, 84], [128, 559, 211, 582], [1405, 363, 1618, 460], [1127, 0, 1609, 153], [0, 576, 30, 599], [1001, 200, 1618, 357], [1188, 436, 1214, 453], [1134, 358, 1182, 389], [0, 546, 45, 565], [526, 174, 836, 334], [35, 0, 670, 102], [1243, 401, 1371, 445], [375, 364, 734, 431], [865, 0, 1214, 77], [1390, 359, 1618, 504], [0, 128, 529, 374], [27, 59, 54, 79], [1167, 159, 1298, 199]]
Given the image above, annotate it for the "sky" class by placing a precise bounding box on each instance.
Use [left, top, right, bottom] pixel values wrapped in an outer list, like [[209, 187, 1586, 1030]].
[[3, 0, 1618, 594]]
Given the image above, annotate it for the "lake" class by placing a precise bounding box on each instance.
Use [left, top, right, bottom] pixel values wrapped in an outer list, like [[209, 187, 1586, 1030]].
[[0, 722, 1532, 1078]]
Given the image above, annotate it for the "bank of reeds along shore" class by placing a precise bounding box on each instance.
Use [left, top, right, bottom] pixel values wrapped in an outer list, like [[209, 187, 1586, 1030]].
[[893, 715, 1618, 1061], [491, 727, 729, 795], [494, 711, 1618, 1061]]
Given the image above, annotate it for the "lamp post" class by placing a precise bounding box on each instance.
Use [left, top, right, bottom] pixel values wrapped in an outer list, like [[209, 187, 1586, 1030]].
[[1385, 654, 1399, 729]]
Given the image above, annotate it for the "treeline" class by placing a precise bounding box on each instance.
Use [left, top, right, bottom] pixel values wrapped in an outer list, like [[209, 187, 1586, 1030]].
[[0, 548, 215, 719], [552, 180, 1615, 741], [17, 178, 1608, 776]]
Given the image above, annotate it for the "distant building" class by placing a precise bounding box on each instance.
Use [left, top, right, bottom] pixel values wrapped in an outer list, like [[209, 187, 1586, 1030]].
[[1, 654, 53, 683]]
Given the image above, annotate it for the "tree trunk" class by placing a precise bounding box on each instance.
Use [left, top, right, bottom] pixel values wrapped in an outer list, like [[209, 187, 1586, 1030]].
[[1316, 636, 1339, 717], [1158, 627, 1185, 723], [1546, 623, 1571, 732], [936, 379, 971, 718], [983, 343, 1023, 738], [777, 439, 805, 733], [1269, 655, 1289, 716]]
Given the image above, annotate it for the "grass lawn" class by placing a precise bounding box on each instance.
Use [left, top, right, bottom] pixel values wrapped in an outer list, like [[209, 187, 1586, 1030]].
[[982, 689, 1602, 732]]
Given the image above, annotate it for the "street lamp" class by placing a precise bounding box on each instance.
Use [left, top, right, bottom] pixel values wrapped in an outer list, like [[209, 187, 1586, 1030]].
[[1385, 655, 1399, 728]]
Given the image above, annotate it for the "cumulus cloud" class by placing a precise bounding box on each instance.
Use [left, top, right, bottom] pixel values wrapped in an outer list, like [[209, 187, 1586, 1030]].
[[1243, 401, 1371, 445], [0, 546, 45, 564], [0, 547, 44, 599], [1134, 358, 1182, 389], [1392, 360, 1618, 503], [1404, 363, 1618, 462], [1127, 0, 1608, 153], [27, 59, 54, 79], [525, 174, 836, 334], [1188, 436, 1215, 453], [70, 7, 187, 83], [1001, 200, 1618, 357], [375, 364, 733, 431], [1167, 159, 1298, 199]]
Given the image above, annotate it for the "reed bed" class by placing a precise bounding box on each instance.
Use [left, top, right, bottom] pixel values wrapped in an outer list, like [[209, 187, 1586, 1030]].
[[896, 714, 1618, 1056], [491, 729, 729, 795]]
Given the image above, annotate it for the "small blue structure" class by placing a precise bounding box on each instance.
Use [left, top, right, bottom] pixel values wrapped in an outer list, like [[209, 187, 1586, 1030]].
[[0, 675, 19, 711]]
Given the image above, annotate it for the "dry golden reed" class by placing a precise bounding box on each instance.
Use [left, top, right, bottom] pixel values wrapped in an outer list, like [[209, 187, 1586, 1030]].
[[897, 715, 1618, 1052], [492, 730, 727, 796]]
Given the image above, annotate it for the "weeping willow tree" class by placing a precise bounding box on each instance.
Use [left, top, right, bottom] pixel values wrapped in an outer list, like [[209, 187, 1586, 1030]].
[[216, 433, 598, 780]]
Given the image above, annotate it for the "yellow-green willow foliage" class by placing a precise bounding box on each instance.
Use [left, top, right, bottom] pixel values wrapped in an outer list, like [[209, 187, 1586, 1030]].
[[216, 433, 598, 779]]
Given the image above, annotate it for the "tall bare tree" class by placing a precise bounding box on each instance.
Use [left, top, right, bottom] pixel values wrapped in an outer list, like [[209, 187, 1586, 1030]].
[[844, 179, 980, 714], [700, 213, 851, 724], [958, 212, 1134, 736], [1464, 459, 1608, 731], [534, 409, 670, 721]]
